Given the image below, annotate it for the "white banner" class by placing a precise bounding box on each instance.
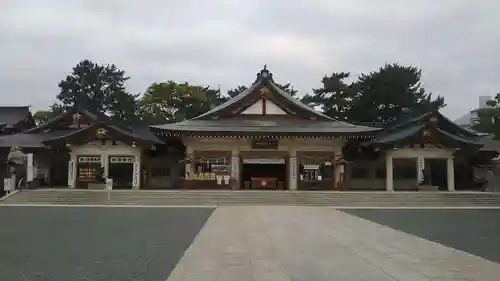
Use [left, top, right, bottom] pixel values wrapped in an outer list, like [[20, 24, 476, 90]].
[[105, 178, 113, 190], [418, 158, 425, 183], [68, 160, 74, 187], [26, 153, 34, 182], [3, 178, 12, 191]]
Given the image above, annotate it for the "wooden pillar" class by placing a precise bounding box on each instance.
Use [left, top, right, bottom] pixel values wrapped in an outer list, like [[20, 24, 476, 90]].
[[385, 152, 394, 191], [185, 146, 194, 180], [416, 156, 424, 185], [48, 149, 54, 188], [101, 154, 109, 179], [133, 155, 141, 189], [447, 156, 455, 191], [68, 153, 76, 188], [334, 153, 343, 190], [289, 149, 297, 190], [231, 147, 240, 189]]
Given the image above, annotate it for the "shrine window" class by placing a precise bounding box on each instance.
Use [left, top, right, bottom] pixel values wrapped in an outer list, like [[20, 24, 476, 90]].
[[194, 157, 230, 177], [302, 164, 321, 180], [77, 155, 102, 184], [299, 157, 333, 181]]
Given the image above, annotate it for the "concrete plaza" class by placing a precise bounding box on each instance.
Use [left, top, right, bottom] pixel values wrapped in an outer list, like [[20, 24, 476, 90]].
[[169, 206, 500, 281], [0, 206, 499, 281]]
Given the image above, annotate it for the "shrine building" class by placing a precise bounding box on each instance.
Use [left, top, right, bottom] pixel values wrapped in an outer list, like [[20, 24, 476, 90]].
[[0, 67, 497, 191]]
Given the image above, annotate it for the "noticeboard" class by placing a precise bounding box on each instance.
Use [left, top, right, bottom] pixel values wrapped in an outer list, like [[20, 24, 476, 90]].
[[251, 138, 279, 149]]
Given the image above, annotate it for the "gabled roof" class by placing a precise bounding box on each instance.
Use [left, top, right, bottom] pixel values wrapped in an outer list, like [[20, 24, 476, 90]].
[[0, 131, 64, 148], [0, 106, 34, 128], [42, 122, 162, 146], [27, 106, 113, 133], [153, 67, 381, 137], [362, 111, 483, 149], [194, 66, 334, 121], [3, 106, 162, 148]]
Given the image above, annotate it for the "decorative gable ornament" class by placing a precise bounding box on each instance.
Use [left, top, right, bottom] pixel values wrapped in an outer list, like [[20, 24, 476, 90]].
[[259, 87, 271, 96], [72, 112, 82, 128], [96, 128, 108, 139], [72, 113, 81, 122]]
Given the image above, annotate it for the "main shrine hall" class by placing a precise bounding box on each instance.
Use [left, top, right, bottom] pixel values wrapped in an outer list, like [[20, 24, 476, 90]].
[[0, 67, 496, 192]]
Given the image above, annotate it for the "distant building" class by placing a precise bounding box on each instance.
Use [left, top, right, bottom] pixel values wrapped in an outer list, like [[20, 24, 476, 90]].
[[454, 96, 492, 129]]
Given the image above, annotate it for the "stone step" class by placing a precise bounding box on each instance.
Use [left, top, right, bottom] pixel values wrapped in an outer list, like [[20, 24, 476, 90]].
[[8, 194, 500, 201], [4, 190, 500, 207], [4, 200, 500, 207]]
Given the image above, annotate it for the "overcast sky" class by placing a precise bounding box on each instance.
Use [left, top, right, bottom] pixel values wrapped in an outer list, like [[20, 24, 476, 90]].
[[1, 0, 499, 119]]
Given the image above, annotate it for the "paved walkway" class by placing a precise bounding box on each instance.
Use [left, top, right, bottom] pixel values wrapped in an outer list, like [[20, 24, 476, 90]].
[[168, 206, 500, 281]]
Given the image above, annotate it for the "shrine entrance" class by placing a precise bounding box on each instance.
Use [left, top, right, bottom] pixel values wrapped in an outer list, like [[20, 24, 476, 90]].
[[108, 156, 134, 189], [241, 158, 287, 189]]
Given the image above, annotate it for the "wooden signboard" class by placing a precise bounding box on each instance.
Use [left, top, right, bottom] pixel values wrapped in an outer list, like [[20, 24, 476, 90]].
[[251, 138, 279, 149]]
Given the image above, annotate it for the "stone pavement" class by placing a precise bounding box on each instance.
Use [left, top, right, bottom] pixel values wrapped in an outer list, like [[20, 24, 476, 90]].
[[168, 206, 500, 281]]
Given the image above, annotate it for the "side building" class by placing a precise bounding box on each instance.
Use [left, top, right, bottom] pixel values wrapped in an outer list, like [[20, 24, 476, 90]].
[[0, 106, 37, 193], [0, 107, 163, 189]]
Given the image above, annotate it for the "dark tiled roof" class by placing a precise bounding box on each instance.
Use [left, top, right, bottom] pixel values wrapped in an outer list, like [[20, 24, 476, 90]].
[[383, 111, 478, 138], [0, 123, 163, 148], [361, 111, 483, 149], [436, 128, 482, 147], [26, 106, 162, 144], [0, 106, 31, 127], [362, 124, 425, 146], [126, 123, 163, 143], [157, 67, 379, 135], [152, 118, 380, 135], [479, 135, 500, 152], [194, 82, 261, 120], [0, 131, 75, 148], [193, 67, 334, 121]]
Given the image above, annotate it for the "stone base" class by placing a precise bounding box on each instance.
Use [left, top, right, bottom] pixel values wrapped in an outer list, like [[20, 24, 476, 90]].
[[418, 185, 439, 191], [88, 183, 106, 190]]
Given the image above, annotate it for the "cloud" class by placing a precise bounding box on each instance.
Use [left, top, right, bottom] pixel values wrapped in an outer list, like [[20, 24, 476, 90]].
[[0, 0, 499, 119]]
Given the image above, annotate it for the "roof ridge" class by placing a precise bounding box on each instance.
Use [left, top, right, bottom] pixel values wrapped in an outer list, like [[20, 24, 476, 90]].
[[193, 67, 335, 121]]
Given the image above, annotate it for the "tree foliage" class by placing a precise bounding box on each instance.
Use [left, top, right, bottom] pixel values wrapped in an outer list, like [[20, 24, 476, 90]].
[[33, 110, 52, 125], [37, 61, 451, 127], [137, 81, 227, 123], [227, 85, 248, 98], [301, 72, 355, 121], [472, 93, 500, 139], [303, 64, 445, 124], [55, 60, 138, 122], [349, 63, 445, 123]]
